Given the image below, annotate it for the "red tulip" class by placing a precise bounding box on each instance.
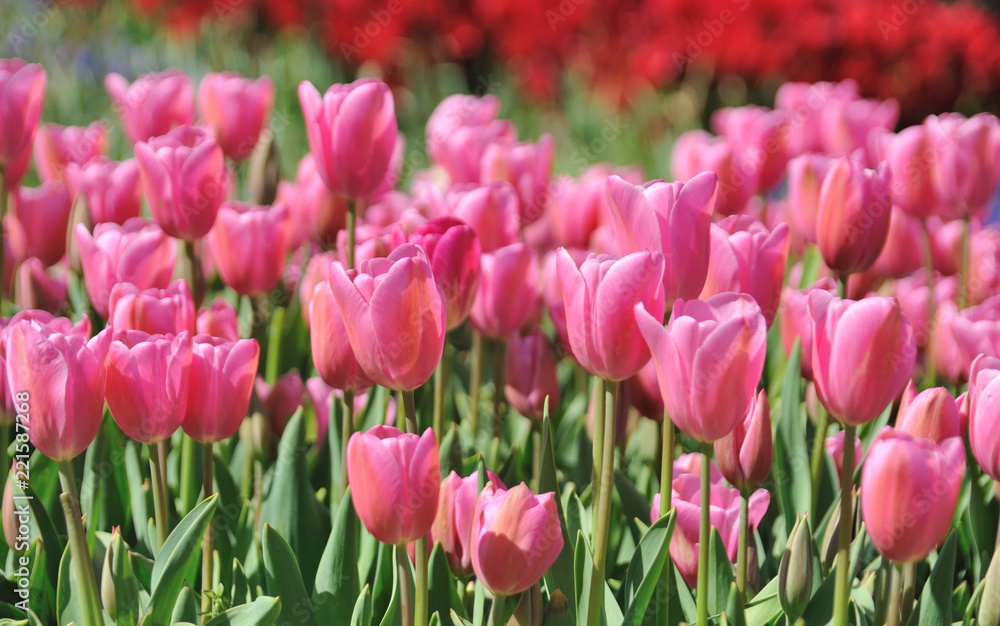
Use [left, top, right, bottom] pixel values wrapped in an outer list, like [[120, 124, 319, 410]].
[[816, 157, 893, 275], [66, 157, 142, 225], [470, 243, 538, 340], [430, 470, 504, 578], [426, 94, 516, 185], [255, 372, 305, 437], [504, 328, 560, 420], [198, 72, 275, 161], [33, 121, 105, 184], [480, 135, 554, 223], [447, 182, 520, 253], [0, 59, 45, 170], [105, 70, 193, 144], [108, 281, 195, 336], [209, 201, 289, 296], [181, 335, 259, 443], [715, 389, 772, 493], [8, 181, 72, 267], [402, 216, 481, 330]]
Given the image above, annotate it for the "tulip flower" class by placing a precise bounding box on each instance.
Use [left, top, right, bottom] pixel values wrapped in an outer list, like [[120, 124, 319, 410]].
[[636, 293, 767, 443], [426, 94, 516, 185], [347, 424, 440, 545], [877, 125, 942, 219], [895, 384, 961, 444], [605, 173, 717, 309], [557, 248, 665, 381], [471, 482, 563, 596], [950, 294, 1000, 376], [2, 139, 30, 191], [196, 297, 240, 342], [4, 320, 110, 461], [135, 125, 229, 241], [255, 372, 305, 437], [504, 327, 560, 420], [106, 330, 192, 444], [786, 153, 836, 244], [700, 216, 790, 325], [711, 105, 790, 191], [181, 335, 259, 443], [66, 157, 142, 225], [861, 427, 964, 563], [826, 431, 865, 481], [402, 216, 481, 330], [327, 244, 446, 391], [627, 360, 663, 422], [447, 182, 521, 253], [542, 165, 640, 250], [818, 95, 899, 157], [779, 279, 836, 380], [816, 157, 893, 275], [893, 271, 956, 351], [927, 113, 1000, 214], [14, 257, 67, 314], [431, 470, 504, 578], [108, 281, 195, 336], [298, 78, 398, 198], [0, 59, 46, 171], [105, 69, 194, 144], [968, 355, 1000, 481], [209, 201, 289, 296], [480, 135, 554, 224], [810, 295, 916, 425], [310, 263, 375, 392], [8, 181, 72, 267], [671, 130, 754, 216], [714, 389, 772, 493], [197, 72, 275, 161], [33, 121, 105, 184], [277, 155, 347, 249], [871, 207, 925, 279], [470, 243, 538, 340], [299, 251, 337, 327]]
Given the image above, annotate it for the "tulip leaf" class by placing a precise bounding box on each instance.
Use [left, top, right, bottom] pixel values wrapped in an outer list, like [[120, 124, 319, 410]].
[[429, 612, 442, 626], [540, 413, 577, 617], [744, 576, 782, 625], [171, 584, 198, 624], [614, 470, 651, 541], [259, 409, 327, 591], [370, 541, 395, 622], [773, 340, 810, 534], [231, 558, 251, 607], [109, 537, 141, 626], [262, 523, 317, 626], [449, 609, 473, 626], [21, 482, 63, 585], [707, 526, 735, 616], [621, 509, 676, 624], [204, 596, 281, 626], [144, 494, 218, 626], [799, 562, 838, 624], [124, 442, 152, 554], [351, 584, 373, 626], [55, 541, 94, 626], [377, 546, 400, 626], [80, 417, 109, 550], [26, 540, 55, 626], [130, 551, 154, 591], [918, 531, 957, 626], [428, 542, 463, 620], [724, 582, 746, 626], [313, 486, 360, 624], [573, 530, 625, 625]]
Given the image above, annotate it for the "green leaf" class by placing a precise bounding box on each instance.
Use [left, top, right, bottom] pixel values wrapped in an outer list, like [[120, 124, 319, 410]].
[[204, 596, 281, 626], [918, 531, 957, 626], [109, 534, 141, 626], [427, 542, 462, 620], [539, 413, 576, 618], [377, 546, 400, 626], [724, 582, 746, 626], [145, 494, 219, 626], [621, 510, 676, 624], [350, 585, 372, 626], [449, 609, 473, 626], [130, 551, 154, 591], [231, 558, 251, 607], [22, 482, 63, 585], [262, 524, 317, 626], [573, 530, 625, 625], [170, 585, 198, 624], [707, 526, 735, 616], [313, 486, 359, 624], [55, 542, 92, 626], [125, 442, 152, 554], [773, 341, 810, 534]]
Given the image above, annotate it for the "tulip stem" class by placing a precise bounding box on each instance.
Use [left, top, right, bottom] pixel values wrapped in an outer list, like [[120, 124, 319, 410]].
[[591, 377, 605, 537], [657, 413, 675, 626], [587, 379, 617, 626], [836, 273, 848, 299], [922, 220, 938, 386], [346, 200, 357, 270], [183, 239, 206, 309], [873, 556, 891, 626], [809, 401, 829, 515], [470, 331, 483, 434], [433, 343, 448, 438], [149, 443, 169, 548], [57, 460, 104, 626], [737, 492, 749, 599], [396, 545, 415, 626], [202, 443, 215, 622], [900, 562, 916, 625], [696, 442, 712, 626], [886, 562, 902, 626], [832, 424, 856, 626], [492, 339, 506, 439], [403, 389, 418, 434], [342, 390, 354, 498], [958, 217, 970, 310], [414, 536, 429, 626]]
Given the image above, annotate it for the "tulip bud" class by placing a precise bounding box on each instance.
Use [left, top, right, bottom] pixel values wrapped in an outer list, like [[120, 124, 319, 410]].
[[198, 72, 275, 162], [14, 257, 67, 314], [979, 550, 1000, 626], [101, 527, 139, 624], [209, 201, 290, 297], [816, 157, 893, 275], [108, 280, 195, 336], [2, 465, 18, 551], [778, 514, 814, 622], [504, 328, 560, 420], [431, 471, 504, 578], [471, 243, 539, 340], [248, 130, 280, 205], [101, 531, 117, 621], [715, 389, 772, 493], [507, 583, 544, 626]]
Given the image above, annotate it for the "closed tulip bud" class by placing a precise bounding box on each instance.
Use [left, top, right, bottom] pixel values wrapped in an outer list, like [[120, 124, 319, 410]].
[[247, 128, 280, 206], [0, 59, 45, 168], [327, 244, 445, 391], [209, 201, 289, 296], [105, 70, 193, 144], [810, 295, 916, 425], [2, 464, 18, 551], [861, 427, 964, 562], [404, 216, 482, 330], [470, 243, 538, 340], [298, 79, 398, 199], [605, 173, 717, 308], [816, 157, 893, 275], [75, 219, 176, 318], [471, 482, 563, 596], [636, 293, 767, 443], [786, 153, 836, 244], [8, 181, 72, 267], [448, 182, 521, 253], [197, 72, 275, 161], [896, 385, 960, 443], [196, 297, 240, 342], [431, 470, 504, 578], [310, 262, 375, 392], [480, 135, 554, 224], [672, 130, 755, 216], [255, 372, 305, 438], [968, 355, 1000, 481], [347, 425, 440, 545], [700, 216, 790, 325], [182, 336, 259, 444], [826, 431, 865, 481], [5, 320, 111, 461], [504, 328, 560, 420], [715, 389, 772, 493], [33, 121, 105, 184], [108, 280, 195, 336], [14, 257, 67, 314], [426, 94, 516, 185], [779, 280, 837, 380], [557, 248, 665, 380], [135, 125, 230, 241], [778, 514, 814, 622], [66, 157, 142, 226], [927, 113, 1000, 214], [279, 156, 346, 250]]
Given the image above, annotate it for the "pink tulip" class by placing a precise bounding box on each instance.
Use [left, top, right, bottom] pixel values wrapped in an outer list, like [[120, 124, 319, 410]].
[[779, 279, 837, 380], [861, 427, 964, 563], [604, 173, 716, 309], [557, 248, 665, 380], [927, 113, 1000, 215], [893, 271, 957, 350], [775, 80, 860, 155], [928, 218, 964, 276], [197, 72, 275, 161], [108, 281, 195, 336], [811, 295, 915, 425], [0, 59, 45, 169], [299, 251, 336, 327], [504, 328, 560, 420], [700, 216, 790, 325], [818, 96, 899, 158], [105, 330, 192, 444], [255, 372, 305, 437], [541, 248, 586, 352], [310, 262, 374, 392], [896, 383, 961, 444], [636, 293, 767, 443], [826, 430, 865, 481], [2, 139, 31, 191], [277, 155, 347, 250], [196, 297, 240, 342], [209, 201, 289, 296], [543, 165, 642, 250], [426, 94, 516, 185], [8, 181, 72, 266], [470, 243, 538, 340], [968, 225, 1000, 307], [347, 425, 440, 545], [336, 221, 393, 269], [471, 482, 563, 596], [627, 360, 664, 422], [4, 320, 110, 461], [714, 389, 772, 493], [14, 258, 67, 314], [816, 157, 893, 275], [5, 310, 90, 338], [402, 216, 481, 330], [871, 207, 925, 279], [671, 130, 754, 216], [66, 157, 142, 225], [327, 244, 446, 391], [181, 335, 259, 443], [33, 121, 105, 184], [105, 70, 194, 144], [968, 355, 1000, 481], [135, 125, 229, 241], [786, 153, 836, 244], [711, 105, 790, 191], [653, 475, 769, 588], [877, 125, 942, 219], [298, 79, 398, 198], [932, 301, 967, 384], [430, 470, 505, 578], [447, 182, 520, 253], [951, 295, 1000, 379], [480, 135, 554, 224]]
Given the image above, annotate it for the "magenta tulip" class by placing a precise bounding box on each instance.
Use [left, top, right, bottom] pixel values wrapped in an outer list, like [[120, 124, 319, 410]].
[[627, 360, 664, 422], [403, 216, 481, 330], [66, 157, 142, 225], [480, 135, 554, 223], [3, 139, 30, 191], [8, 181, 72, 266], [950, 294, 1000, 375], [0, 59, 46, 170], [181, 335, 259, 443], [299, 251, 337, 327], [871, 207, 925, 279], [33, 121, 105, 184], [108, 281, 195, 336], [14, 258, 67, 314], [209, 201, 289, 296], [816, 157, 893, 275], [818, 95, 899, 158], [347, 425, 440, 545], [105, 70, 193, 144], [927, 113, 1000, 214], [778, 279, 836, 380], [543, 164, 642, 250], [968, 355, 1000, 481], [426, 94, 516, 185], [470, 243, 538, 340], [714, 389, 772, 493], [447, 182, 520, 253], [255, 372, 305, 437], [504, 327, 560, 420], [430, 470, 505, 578], [786, 153, 836, 244], [197, 72, 275, 161]]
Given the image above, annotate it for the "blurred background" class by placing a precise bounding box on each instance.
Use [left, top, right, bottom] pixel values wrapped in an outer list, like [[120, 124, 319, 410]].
[[4, 0, 1000, 181]]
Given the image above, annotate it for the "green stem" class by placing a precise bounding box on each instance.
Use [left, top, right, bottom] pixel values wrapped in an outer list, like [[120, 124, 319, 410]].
[[58, 460, 104, 626], [149, 444, 169, 548], [346, 198, 358, 270], [433, 344, 448, 438], [832, 424, 857, 626], [403, 389, 418, 434], [958, 217, 970, 310], [837, 273, 849, 299], [591, 377, 606, 538], [809, 401, 830, 515], [873, 557, 891, 626], [202, 443, 215, 622], [397, 545, 415, 626], [886, 562, 902, 626], [531, 419, 542, 493], [697, 442, 712, 626], [587, 379, 617, 626], [900, 562, 916, 625], [492, 339, 506, 439], [414, 536, 429, 626], [922, 220, 938, 386], [657, 414, 675, 626], [183, 239, 206, 309], [264, 305, 284, 385], [737, 492, 749, 599], [470, 331, 483, 434], [342, 390, 354, 498]]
